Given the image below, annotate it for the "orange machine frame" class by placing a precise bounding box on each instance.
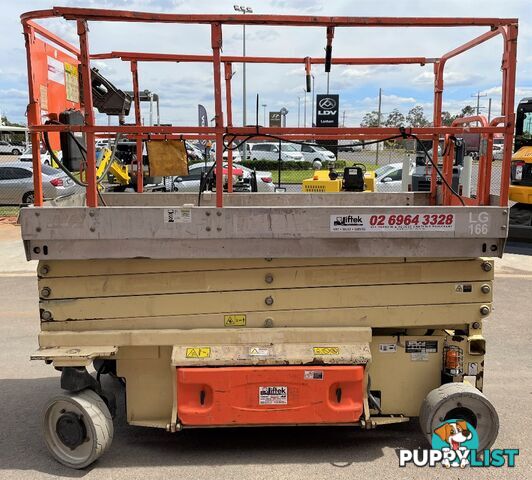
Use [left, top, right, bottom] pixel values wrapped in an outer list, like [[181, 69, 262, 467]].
[[21, 7, 518, 209]]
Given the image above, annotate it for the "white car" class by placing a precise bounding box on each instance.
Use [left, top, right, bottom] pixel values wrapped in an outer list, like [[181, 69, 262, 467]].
[[492, 144, 504, 160], [0, 141, 24, 155], [373, 162, 415, 193], [209, 144, 242, 162], [172, 162, 274, 192], [297, 143, 336, 163], [19, 146, 59, 165], [250, 142, 304, 162]]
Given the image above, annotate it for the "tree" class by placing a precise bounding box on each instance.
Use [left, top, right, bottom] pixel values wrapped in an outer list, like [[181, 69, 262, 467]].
[[384, 109, 405, 127], [360, 111, 380, 127], [441, 111, 454, 126], [406, 105, 430, 127], [460, 105, 476, 117]]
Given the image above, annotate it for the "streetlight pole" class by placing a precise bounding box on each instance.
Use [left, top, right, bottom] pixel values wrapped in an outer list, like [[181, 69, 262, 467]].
[[297, 96, 301, 127], [262, 103, 267, 126], [303, 88, 307, 128], [376, 87, 382, 165], [234, 5, 253, 158], [311, 74, 315, 126]]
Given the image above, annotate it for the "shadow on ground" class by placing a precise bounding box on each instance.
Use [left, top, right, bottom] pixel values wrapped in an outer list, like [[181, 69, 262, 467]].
[[0, 375, 426, 477]]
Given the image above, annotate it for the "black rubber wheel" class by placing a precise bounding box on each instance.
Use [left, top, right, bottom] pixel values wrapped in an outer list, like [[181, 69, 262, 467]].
[[419, 383, 499, 451], [12, 148, 21, 155], [22, 191, 34, 205]]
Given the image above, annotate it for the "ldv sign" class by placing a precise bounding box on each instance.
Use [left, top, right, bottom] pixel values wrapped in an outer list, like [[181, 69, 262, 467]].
[[316, 94, 339, 127]]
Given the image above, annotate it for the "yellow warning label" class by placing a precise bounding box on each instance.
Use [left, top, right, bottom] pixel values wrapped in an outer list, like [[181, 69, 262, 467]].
[[313, 346, 340, 355], [185, 347, 211, 358], [224, 314, 247, 327]]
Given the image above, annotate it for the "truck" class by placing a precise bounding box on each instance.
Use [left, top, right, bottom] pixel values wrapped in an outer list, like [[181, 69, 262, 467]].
[[19, 7, 517, 469]]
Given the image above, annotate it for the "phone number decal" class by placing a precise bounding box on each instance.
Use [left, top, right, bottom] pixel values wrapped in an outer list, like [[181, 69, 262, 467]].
[[330, 213, 455, 232]]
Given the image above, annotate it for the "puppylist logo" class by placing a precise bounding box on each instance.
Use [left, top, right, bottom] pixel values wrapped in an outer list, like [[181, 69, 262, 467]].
[[399, 419, 519, 468]]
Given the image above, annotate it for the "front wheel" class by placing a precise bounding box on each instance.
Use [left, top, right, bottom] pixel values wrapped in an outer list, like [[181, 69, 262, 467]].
[[12, 148, 21, 156], [43, 389, 113, 469], [22, 191, 34, 205]]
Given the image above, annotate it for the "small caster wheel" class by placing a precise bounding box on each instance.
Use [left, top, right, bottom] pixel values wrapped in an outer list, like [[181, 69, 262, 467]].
[[419, 383, 499, 451], [43, 389, 113, 469]]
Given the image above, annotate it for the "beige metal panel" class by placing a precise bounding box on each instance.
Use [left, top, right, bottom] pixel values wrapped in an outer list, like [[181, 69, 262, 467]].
[[42, 281, 492, 321], [101, 192, 431, 207], [31, 345, 117, 367], [38, 326, 372, 348], [170, 342, 371, 366], [39, 260, 493, 300], [20, 206, 508, 240], [369, 335, 444, 417], [40, 303, 489, 332], [117, 346, 174, 427], [25, 237, 505, 260], [37, 257, 405, 278]]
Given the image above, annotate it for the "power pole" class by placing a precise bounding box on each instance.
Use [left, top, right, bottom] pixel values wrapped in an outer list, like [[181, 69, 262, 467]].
[[471, 90, 487, 116], [297, 96, 301, 127], [342, 110, 346, 127], [376, 88, 382, 165], [311, 74, 315, 127], [262, 103, 267, 126], [487, 97, 492, 122]]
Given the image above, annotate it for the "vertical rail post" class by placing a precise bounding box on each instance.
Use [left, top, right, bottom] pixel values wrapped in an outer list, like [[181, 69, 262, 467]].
[[77, 20, 98, 207], [211, 23, 224, 207], [22, 22, 44, 206], [431, 61, 444, 205], [131, 60, 144, 193], [500, 24, 518, 206], [224, 62, 234, 193]]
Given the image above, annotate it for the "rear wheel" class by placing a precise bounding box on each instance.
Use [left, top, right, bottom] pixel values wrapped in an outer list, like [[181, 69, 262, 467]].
[[22, 191, 34, 205], [419, 383, 499, 450], [12, 148, 21, 155], [43, 389, 113, 469]]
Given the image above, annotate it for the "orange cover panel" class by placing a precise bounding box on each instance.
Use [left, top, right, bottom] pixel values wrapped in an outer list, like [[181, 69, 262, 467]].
[[177, 366, 364, 426]]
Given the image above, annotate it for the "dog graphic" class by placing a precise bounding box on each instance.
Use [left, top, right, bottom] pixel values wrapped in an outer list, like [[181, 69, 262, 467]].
[[434, 420, 473, 468]]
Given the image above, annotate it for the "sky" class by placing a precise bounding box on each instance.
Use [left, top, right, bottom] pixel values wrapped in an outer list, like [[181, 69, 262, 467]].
[[0, 0, 531, 128]]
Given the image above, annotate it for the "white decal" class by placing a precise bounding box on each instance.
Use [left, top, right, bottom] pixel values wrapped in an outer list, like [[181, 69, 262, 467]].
[[330, 213, 455, 232]]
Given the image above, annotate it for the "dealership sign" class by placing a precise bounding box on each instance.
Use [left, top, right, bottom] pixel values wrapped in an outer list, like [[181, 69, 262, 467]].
[[316, 94, 339, 127], [269, 111, 282, 127]]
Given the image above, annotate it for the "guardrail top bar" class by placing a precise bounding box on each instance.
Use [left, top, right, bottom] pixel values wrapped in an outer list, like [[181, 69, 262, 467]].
[[22, 8, 517, 27]]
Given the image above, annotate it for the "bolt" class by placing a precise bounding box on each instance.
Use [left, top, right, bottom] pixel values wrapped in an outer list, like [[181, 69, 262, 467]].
[[481, 284, 491, 294], [217, 227, 222, 232], [265, 296, 274, 306], [472, 321, 481, 329], [33, 247, 41, 254], [206, 211, 211, 216], [216, 211, 222, 217], [481, 261, 492, 272], [41, 310, 53, 321], [480, 306, 490, 316], [502, 209, 508, 215], [36, 227, 41, 232], [264, 318, 274, 328], [501, 225, 507, 230], [265, 273, 274, 284], [89, 226, 95, 232], [206, 226, 211, 232], [40, 265, 50, 275], [40, 287, 51, 298], [89, 210, 95, 217]]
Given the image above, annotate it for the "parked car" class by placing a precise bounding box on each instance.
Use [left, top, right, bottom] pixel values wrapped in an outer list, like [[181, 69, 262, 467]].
[[373, 161, 415, 193], [0, 141, 23, 156], [209, 143, 242, 162], [0, 163, 77, 205], [492, 144, 504, 160], [338, 141, 363, 152], [19, 146, 58, 165], [172, 162, 274, 193], [297, 143, 336, 163], [186, 142, 204, 162], [250, 142, 304, 162]]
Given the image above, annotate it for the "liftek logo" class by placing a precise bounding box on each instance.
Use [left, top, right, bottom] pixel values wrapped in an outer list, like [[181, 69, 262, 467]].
[[399, 419, 519, 468], [333, 215, 363, 227]]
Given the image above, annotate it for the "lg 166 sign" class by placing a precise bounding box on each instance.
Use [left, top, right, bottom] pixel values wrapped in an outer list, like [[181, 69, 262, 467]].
[[316, 94, 339, 127]]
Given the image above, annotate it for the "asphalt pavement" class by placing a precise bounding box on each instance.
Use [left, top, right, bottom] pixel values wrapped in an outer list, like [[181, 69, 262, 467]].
[[0, 223, 530, 479]]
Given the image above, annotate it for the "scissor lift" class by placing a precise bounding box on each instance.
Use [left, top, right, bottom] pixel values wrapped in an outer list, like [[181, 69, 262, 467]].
[[20, 7, 516, 468]]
